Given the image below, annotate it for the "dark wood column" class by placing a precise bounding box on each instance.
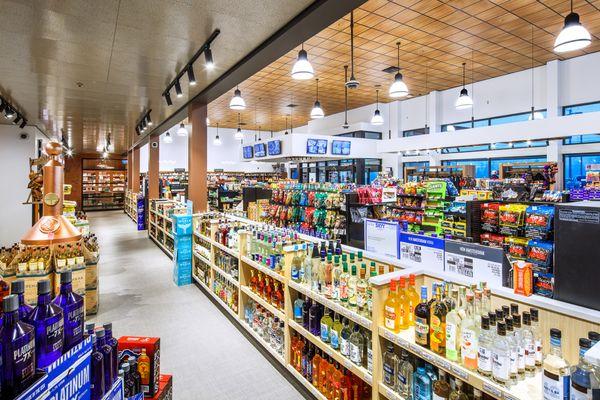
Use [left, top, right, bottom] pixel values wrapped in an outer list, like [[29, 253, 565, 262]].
[[148, 137, 160, 199], [132, 147, 140, 193], [188, 101, 207, 212]]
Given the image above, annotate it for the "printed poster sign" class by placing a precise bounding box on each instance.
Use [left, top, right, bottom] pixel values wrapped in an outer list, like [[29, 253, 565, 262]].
[[399, 232, 444, 272], [364, 219, 399, 259], [444, 240, 506, 289]]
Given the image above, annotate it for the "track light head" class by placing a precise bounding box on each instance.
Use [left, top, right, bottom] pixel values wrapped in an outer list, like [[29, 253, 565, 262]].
[[205, 47, 214, 70], [19, 119, 27, 129], [147, 113, 153, 126], [187, 66, 197, 86], [174, 80, 183, 97], [13, 114, 21, 125], [5, 107, 14, 119], [164, 92, 173, 106]]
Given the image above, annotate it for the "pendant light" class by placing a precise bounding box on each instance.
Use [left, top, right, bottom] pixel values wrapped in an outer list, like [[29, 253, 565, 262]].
[[389, 42, 409, 98], [342, 65, 349, 129], [554, 0, 591, 53], [213, 123, 222, 146], [229, 86, 246, 110], [163, 131, 173, 143], [291, 43, 314, 80], [310, 78, 324, 119], [235, 113, 244, 140], [528, 26, 544, 121], [371, 89, 384, 126], [345, 11, 359, 89], [177, 123, 188, 136], [455, 62, 473, 110], [284, 116, 289, 135]]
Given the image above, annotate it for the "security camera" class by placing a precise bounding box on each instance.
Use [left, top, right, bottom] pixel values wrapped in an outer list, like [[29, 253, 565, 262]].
[[19, 132, 29, 140]]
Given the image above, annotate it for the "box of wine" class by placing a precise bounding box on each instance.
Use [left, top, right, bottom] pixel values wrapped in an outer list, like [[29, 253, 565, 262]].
[[85, 262, 98, 289], [118, 336, 161, 397], [85, 287, 99, 315]]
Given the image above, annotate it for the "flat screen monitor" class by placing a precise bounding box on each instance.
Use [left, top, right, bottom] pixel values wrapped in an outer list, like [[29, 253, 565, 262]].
[[306, 139, 328, 155], [332, 140, 351, 155], [243, 146, 253, 159], [254, 143, 266, 157], [267, 140, 282, 156]]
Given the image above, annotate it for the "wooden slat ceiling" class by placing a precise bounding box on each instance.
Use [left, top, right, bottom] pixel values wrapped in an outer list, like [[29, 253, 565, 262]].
[[208, 0, 600, 132]]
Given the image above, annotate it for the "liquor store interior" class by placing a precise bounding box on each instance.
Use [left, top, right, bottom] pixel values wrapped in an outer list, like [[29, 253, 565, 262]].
[[2, 1, 600, 399]]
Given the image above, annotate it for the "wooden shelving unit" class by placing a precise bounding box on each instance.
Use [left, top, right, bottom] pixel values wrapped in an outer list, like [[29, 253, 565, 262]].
[[82, 170, 126, 211], [147, 199, 187, 259], [186, 213, 600, 400], [124, 190, 137, 222]]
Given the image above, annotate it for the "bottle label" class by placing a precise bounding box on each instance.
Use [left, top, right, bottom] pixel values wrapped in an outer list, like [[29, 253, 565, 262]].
[[518, 346, 525, 370], [510, 349, 518, 375], [383, 362, 394, 385], [414, 384, 429, 400], [350, 343, 361, 364], [461, 328, 478, 361], [430, 315, 445, 351], [478, 345, 492, 372], [384, 306, 397, 330], [415, 317, 429, 345], [526, 342, 536, 367], [12, 335, 35, 382], [291, 268, 299, 280], [340, 337, 350, 356], [542, 373, 569, 400], [569, 384, 592, 400], [64, 299, 84, 348], [367, 347, 373, 373], [330, 330, 339, 349], [339, 281, 348, 301], [320, 323, 329, 342], [397, 371, 407, 385], [535, 339, 543, 364], [492, 352, 509, 381], [294, 304, 302, 320], [357, 286, 366, 308], [446, 323, 458, 353]]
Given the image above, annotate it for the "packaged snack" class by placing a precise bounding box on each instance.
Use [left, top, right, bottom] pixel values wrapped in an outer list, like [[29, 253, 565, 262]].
[[533, 271, 554, 298], [481, 202, 500, 233], [505, 237, 529, 259], [512, 260, 533, 297], [525, 205, 554, 240], [526, 240, 553, 269], [480, 233, 505, 248]]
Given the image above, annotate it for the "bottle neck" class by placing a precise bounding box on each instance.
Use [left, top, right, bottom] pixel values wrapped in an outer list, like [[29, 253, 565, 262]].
[[60, 282, 73, 295], [38, 292, 51, 305], [18, 293, 26, 305], [579, 347, 589, 364], [3, 310, 19, 326], [550, 337, 562, 357]]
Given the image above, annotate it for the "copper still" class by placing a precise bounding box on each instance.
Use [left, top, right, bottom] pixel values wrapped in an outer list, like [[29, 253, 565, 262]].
[[21, 141, 82, 245]]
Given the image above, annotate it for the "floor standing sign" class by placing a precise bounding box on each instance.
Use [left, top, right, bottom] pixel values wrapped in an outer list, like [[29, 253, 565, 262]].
[[399, 232, 445, 272], [444, 240, 508, 289], [364, 219, 400, 259], [136, 195, 146, 230]]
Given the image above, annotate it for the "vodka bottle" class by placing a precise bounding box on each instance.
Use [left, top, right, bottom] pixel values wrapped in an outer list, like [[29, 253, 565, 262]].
[[331, 313, 343, 351], [53, 271, 85, 351], [320, 309, 333, 343], [383, 343, 398, 388], [340, 318, 352, 358], [303, 245, 313, 287], [10, 279, 33, 321], [477, 315, 493, 377], [522, 311, 537, 377], [396, 349, 413, 398], [531, 308, 543, 369], [492, 322, 510, 386], [570, 338, 598, 399], [349, 324, 364, 366], [90, 335, 105, 400], [542, 328, 570, 400], [332, 255, 342, 302], [505, 317, 519, 385], [103, 323, 119, 381], [96, 328, 116, 388], [294, 294, 304, 324]]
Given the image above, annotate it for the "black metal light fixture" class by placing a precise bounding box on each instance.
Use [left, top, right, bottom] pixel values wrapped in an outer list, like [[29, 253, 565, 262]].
[[0, 96, 27, 128], [187, 66, 197, 86], [136, 109, 152, 135], [174, 80, 183, 98], [345, 11, 359, 89]]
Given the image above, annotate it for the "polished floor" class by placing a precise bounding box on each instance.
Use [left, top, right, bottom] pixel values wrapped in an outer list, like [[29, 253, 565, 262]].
[[89, 210, 309, 400]]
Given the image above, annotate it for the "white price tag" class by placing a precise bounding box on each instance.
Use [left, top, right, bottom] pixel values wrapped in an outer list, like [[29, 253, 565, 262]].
[[408, 343, 421, 354], [482, 382, 502, 398], [422, 352, 434, 363], [383, 330, 395, 342], [503, 394, 518, 400], [343, 358, 354, 370], [363, 373, 372, 385], [324, 347, 333, 357], [386, 387, 397, 399], [438, 359, 451, 371], [451, 365, 469, 380]]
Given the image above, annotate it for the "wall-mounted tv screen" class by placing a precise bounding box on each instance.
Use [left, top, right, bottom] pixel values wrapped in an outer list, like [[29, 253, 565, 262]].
[[267, 140, 282, 156], [332, 140, 351, 155], [254, 143, 266, 157], [306, 139, 328, 155], [243, 146, 253, 159]]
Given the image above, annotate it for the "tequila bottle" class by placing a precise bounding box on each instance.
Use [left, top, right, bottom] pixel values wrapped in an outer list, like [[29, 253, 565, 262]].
[[432, 369, 451, 399], [477, 315, 493, 377], [542, 328, 570, 400], [492, 322, 510, 386], [415, 285, 430, 348], [445, 288, 462, 362], [383, 343, 398, 388], [396, 349, 413, 398], [570, 338, 598, 399]]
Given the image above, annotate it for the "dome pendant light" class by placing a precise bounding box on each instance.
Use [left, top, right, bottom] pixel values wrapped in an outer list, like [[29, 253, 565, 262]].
[[554, 0, 591, 53], [389, 42, 409, 98], [342, 65, 350, 129], [229, 86, 246, 110], [235, 113, 244, 140], [291, 43, 314, 80], [213, 123, 222, 146], [345, 11, 359, 89], [177, 122, 188, 136], [455, 62, 473, 110], [371, 89, 384, 126], [310, 78, 324, 119], [163, 131, 173, 144]]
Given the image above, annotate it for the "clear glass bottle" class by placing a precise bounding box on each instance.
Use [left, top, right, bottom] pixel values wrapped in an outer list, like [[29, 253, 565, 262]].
[[332, 255, 342, 302], [432, 369, 451, 399], [491, 321, 510, 386], [504, 317, 518, 385], [396, 349, 413, 398], [570, 338, 599, 399], [347, 265, 358, 310], [330, 313, 343, 351], [530, 308, 543, 369], [542, 328, 570, 400], [340, 318, 352, 358], [448, 379, 469, 400], [293, 294, 304, 324], [356, 264, 368, 316], [382, 343, 398, 389], [320, 308, 333, 343], [477, 315, 493, 377], [445, 288, 461, 362], [413, 366, 433, 400], [349, 324, 364, 366], [522, 311, 536, 377], [339, 262, 349, 306], [460, 293, 479, 370], [512, 314, 526, 380]]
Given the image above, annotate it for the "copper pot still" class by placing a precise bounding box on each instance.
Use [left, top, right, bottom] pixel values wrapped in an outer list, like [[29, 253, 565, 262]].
[[21, 141, 82, 245]]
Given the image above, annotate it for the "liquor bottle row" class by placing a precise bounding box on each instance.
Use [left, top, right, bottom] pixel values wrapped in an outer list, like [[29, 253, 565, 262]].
[[293, 294, 372, 371], [290, 333, 371, 400], [243, 299, 284, 357], [213, 274, 238, 313], [1, 272, 85, 397], [215, 249, 238, 280], [214, 220, 245, 249], [245, 225, 304, 274], [248, 271, 284, 311]]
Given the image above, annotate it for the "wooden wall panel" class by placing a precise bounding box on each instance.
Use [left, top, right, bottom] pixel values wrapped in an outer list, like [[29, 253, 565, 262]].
[[148, 138, 160, 199], [188, 101, 208, 212]]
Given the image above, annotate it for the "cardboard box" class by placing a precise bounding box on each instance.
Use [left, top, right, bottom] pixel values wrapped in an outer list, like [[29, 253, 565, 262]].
[[101, 377, 124, 400], [17, 272, 53, 305], [118, 336, 160, 397], [54, 266, 86, 296], [149, 375, 172, 400], [85, 287, 99, 316], [172, 214, 193, 236], [85, 263, 98, 289]]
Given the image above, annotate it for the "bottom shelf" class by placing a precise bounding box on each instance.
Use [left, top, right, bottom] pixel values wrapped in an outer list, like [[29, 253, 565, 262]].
[[286, 364, 327, 400], [149, 234, 174, 259]]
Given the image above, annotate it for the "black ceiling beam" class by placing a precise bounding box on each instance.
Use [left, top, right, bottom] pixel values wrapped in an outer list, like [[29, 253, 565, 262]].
[[132, 0, 367, 150]]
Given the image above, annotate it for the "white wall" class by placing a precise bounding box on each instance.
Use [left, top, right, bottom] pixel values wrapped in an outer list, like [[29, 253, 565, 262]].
[[139, 143, 149, 173], [0, 124, 38, 246]]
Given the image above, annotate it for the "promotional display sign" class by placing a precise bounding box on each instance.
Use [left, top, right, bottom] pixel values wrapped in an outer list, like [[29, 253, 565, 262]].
[[364, 219, 400, 259], [399, 232, 444, 271], [444, 240, 506, 289], [136, 197, 146, 231]]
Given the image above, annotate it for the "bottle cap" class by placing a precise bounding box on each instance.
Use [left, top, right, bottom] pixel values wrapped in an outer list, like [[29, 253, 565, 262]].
[[91, 335, 96, 344], [86, 322, 95, 332], [497, 321, 506, 336], [357, 251, 363, 258], [522, 311, 531, 325], [103, 322, 112, 331], [96, 328, 106, 338], [588, 331, 600, 342], [121, 363, 130, 372], [60, 271, 73, 284], [38, 279, 51, 295], [530, 308, 539, 321], [481, 315, 490, 330], [502, 305, 510, 318], [495, 308, 504, 321], [11, 279, 25, 294], [2, 294, 19, 313], [488, 312, 496, 324], [512, 314, 521, 328], [580, 338, 592, 349], [510, 303, 519, 315], [505, 316, 513, 330], [550, 328, 561, 339]]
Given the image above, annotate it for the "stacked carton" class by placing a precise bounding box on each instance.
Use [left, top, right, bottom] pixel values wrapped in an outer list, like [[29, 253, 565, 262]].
[[171, 214, 193, 286]]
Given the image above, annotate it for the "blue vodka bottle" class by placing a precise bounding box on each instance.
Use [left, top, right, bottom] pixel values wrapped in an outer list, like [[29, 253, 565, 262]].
[[10, 280, 33, 321], [103, 323, 119, 381], [90, 334, 105, 400], [52, 271, 84, 351], [95, 328, 115, 388]]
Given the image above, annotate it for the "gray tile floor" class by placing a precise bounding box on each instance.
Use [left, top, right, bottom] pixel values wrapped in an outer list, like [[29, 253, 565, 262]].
[[88, 210, 310, 400]]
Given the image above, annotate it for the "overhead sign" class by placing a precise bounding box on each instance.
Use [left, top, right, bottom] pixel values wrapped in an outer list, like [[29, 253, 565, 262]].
[[400, 232, 444, 272], [444, 240, 507, 289], [364, 219, 399, 259]]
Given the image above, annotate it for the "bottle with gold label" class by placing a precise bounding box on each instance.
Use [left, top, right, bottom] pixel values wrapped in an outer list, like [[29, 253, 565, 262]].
[[407, 274, 419, 326], [398, 277, 410, 330], [430, 285, 447, 355], [414, 286, 430, 348], [384, 279, 400, 332], [137, 348, 151, 386]]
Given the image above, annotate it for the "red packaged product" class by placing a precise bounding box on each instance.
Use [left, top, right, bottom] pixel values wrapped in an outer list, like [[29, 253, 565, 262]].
[[118, 336, 161, 397]]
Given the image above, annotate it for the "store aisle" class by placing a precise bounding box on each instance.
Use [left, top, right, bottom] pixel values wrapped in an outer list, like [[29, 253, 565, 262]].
[[88, 211, 309, 400]]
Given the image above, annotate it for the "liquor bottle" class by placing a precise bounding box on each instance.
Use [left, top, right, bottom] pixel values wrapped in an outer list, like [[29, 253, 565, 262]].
[[53, 271, 85, 351], [339, 262, 349, 306], [460, 293, 479, 370], [291, 248, 301, 282], [367, 267, 377, 318], [415, 285, 430, 348], [473, 388, 483, 400], [319, 354, 330, 393], [425, 363, 438, 382], [303, 245, 313, 287], [99, 323, 119, 385], [396, 349, 413, 398], [542, 328, 570, 400], [432, 369, 451, 399], [356, 264, 368, 316], [138, 348, 151, 387], [26, 279, 64, 369], [309, 299, 320, 336], [302, 298, 311, 330], [491, 322, 510, 386], [413, 366, 433, 400], [86, 322, 96, 336], [398, 276, 410, 330], [512, 314, 526, 380], [448, 379, 468, 400], [128, 357, 142, 394], [505, 317, 518, 385], [328, 241, 335, 255], [383, 343, 398, 388], [320, 309, 333, 343], [330, 313, 342, 351], [90, 334, 105, 400], [121, 362, 135, 397], [10, 279, 33, 320], [96, 328, 116, 388], [570, 338, 598, 399], [1, 295, 35, 398], [530, 308, 543, 370], [324, 255, 333, 299], [384, 279, 400, 333], [365, 329, 372, 371], [311, 244, 321, 293], [522, 311, 536, 377], [332, 255, 342, 302], [294, 294, 304, 324], [477, 315, 493, 377], [312, 349, 322, 387], [430, 285, 448, 355], [349, 324, 364, 366], [407, 274, 419, 327], [445, 288, 462, 362], [348, 265, 358, 310], [340, 318, 352, 358]]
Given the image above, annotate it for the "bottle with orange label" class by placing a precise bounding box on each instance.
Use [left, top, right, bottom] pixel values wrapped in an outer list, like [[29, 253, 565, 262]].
[[137, 348, 151, 386], [407, 274, 419, 327], [398, 276, 410, 330], [384, 279, 400, 332], [430, 285, 448, 355], [414, 286, 430, 348]]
